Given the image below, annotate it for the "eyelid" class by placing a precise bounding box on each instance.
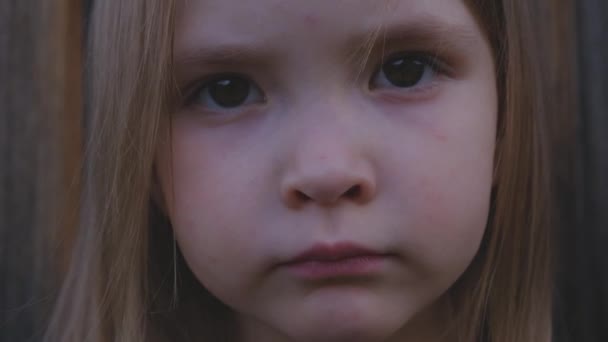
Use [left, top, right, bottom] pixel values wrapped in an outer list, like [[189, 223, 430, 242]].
[[366, 51, 451, 103], [180, 72, 264, 107], [377, 50, 454, 77], [181, 72, 236, 99]]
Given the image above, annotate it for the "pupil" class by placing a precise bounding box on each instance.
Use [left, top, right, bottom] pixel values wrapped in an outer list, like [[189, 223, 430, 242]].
[[383, 57, 426, 87], [209, 77, 250, 108]]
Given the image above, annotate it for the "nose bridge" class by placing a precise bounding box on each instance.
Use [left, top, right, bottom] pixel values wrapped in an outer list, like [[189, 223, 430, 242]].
[[297, 85, 359, 137], [291, 92, 361, 168], [279, 94, 377, 208]]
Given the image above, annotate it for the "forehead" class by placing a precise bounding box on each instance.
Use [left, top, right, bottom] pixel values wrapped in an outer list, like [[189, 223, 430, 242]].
[[174, 0, 483, 55]]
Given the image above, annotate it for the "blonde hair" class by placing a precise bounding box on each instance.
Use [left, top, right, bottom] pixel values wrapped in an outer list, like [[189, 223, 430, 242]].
[[46, 0, 560, 341]]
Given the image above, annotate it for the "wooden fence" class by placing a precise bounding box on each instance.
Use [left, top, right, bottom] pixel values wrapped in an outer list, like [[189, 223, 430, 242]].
[[553, 1, 608, 341], [0, 0, 82, 341]]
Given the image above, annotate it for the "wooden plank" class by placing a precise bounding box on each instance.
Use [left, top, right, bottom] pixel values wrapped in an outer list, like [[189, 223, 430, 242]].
[[555, 0, 608, 341], [0, 0, 82, 340]]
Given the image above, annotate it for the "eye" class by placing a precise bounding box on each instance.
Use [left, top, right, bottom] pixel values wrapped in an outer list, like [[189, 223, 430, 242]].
[[188, 74, 265, 111], [371, 54, 440, 90]]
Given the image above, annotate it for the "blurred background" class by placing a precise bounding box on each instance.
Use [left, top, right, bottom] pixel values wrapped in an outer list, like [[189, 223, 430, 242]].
[[0, 0, 606, 341]]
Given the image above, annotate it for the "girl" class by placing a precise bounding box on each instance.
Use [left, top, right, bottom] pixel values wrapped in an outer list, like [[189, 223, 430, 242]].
[[46, 0, 556, 341]]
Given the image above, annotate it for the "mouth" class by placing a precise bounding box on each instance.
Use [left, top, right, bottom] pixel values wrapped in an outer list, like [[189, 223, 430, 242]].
[[281, 242, 392, 280]]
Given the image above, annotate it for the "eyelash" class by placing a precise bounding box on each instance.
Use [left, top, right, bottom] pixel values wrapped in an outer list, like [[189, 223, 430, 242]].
[[182, 73, 266, 112], [180, 51, 449, 112], [370, 52, 448, 91]]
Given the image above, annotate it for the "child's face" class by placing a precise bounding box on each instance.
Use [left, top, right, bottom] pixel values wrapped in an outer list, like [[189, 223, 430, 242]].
[[158, 0, 497, 340]]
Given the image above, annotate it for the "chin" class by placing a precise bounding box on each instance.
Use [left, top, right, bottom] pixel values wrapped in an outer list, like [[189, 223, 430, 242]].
[[289, 324, 398, 342], [282, 308, 410, 342], [240, 287, 438, 342]]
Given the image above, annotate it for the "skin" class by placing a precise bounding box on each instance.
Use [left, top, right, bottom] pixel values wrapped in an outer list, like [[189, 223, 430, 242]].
[[157, 0, 497, 341]]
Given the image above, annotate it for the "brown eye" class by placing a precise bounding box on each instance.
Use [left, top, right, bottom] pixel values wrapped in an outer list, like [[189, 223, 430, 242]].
[[371, 55, 438, 89], [193, 74, 264, 110]]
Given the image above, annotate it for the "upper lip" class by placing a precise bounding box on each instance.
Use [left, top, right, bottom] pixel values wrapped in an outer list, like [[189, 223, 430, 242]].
[[284, 241, 385, 265]]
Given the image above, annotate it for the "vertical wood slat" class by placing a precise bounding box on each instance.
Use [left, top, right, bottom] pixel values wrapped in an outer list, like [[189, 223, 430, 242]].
[[0, 0, 82, 341], [579, 0, 607, 341], [555, 0, 608, 341], [544, 0, 581, 342]]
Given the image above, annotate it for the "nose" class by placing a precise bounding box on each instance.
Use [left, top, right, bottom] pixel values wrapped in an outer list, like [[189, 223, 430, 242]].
[[280, 134, 377, 209], [281, 163, 376, 208]]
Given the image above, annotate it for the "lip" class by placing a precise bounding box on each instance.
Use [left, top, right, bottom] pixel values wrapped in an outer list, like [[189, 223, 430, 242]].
[[281, 242, 390, 280]]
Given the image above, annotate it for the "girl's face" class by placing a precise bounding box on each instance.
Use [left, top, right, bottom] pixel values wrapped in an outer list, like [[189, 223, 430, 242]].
[[158, 0, 497, 340]]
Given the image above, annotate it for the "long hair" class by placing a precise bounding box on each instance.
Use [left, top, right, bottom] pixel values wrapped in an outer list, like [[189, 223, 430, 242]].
[[452, 0, 555, 341], [45, 1, 560, 341]]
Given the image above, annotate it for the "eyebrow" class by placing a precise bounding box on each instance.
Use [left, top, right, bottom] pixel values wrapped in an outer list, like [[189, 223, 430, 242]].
[[173, 43, 275, 86], [350, 16, 480, 58], [175, 44, 272, 70], [173, 15, 481, 77]]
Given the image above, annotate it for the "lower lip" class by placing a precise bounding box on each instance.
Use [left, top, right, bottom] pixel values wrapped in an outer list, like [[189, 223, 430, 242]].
[[284, 255, 388, 280]]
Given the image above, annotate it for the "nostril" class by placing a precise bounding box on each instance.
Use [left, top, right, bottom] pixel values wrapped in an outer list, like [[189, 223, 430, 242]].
[[345, 185, 361, 198]]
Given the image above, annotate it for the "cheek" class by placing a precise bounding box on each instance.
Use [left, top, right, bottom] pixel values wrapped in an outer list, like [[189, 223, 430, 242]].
[[415, 175, 490, 257], [155, 130, 264, 299], [393, 137, 493, 284], [376, 95, 495, 283]]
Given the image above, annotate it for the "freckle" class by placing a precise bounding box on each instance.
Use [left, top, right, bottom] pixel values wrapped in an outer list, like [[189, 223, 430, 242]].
[[433, 130, 448, 142], [304, 14, 318, 24]]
